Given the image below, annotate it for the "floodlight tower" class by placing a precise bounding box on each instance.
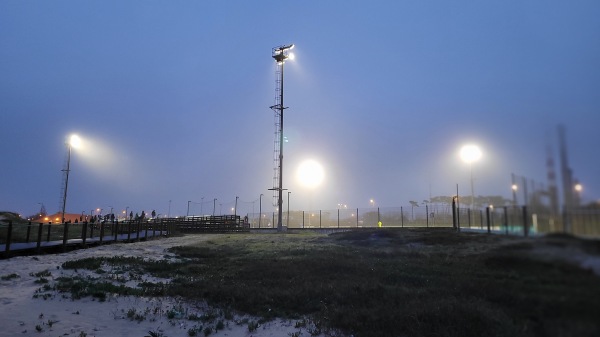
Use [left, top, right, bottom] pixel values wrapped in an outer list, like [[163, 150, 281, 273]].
[[60, 134, 81, 223], [270, 44, 294, 231]]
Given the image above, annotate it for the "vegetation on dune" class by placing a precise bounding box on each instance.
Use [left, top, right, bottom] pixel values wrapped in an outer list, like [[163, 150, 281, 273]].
[[51, 229, 600, 337]]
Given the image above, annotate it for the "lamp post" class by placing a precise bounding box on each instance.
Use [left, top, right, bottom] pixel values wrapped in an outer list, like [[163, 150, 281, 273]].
[[271, 43, 294, 231], [60, 134, 81, 223], [460, 144, 482, 212], [201, 197, 204, 215], [511, 173, 518, 208], [259, 194, 263, 228], [187, 200, 191, 217], [213, 198, 217, 216], [234, 196, 239, 218]]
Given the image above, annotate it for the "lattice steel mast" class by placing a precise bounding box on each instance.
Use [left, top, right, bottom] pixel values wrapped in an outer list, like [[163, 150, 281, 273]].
[[270, 44, 294, 231]]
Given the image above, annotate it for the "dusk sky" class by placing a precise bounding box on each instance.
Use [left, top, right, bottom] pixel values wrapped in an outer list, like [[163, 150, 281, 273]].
[[1, 1, 599, 218]]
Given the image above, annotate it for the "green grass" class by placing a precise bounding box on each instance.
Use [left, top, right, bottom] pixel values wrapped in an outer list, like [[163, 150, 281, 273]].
[[55, 229, 600, 337]]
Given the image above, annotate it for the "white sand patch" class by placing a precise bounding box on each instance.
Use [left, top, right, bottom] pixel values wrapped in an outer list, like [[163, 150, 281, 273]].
[[0, 235, 327, 337]]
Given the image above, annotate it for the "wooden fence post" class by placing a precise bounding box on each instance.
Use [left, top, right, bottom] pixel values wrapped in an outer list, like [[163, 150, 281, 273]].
[[114, 221, 118, 242], [4, 221, 13, 258], [523, 206, 529, 237], [62, 223, 69, 251], [36, 223, 43, 253], [99, 223, 104, 244], [26, 222, 32, 243], [486, 207, 491, 234], [82, 223, 87, 247]]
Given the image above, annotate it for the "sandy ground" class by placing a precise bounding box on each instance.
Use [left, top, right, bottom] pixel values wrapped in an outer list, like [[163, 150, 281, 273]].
[[0, 235, 323, 337]]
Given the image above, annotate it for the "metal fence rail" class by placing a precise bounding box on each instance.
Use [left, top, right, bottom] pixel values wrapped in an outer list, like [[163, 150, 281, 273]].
[[245, 204, 600, 237]]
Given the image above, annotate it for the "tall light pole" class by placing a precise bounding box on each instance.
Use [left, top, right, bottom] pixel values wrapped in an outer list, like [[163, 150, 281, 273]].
[[213, 198, 217, 216], [259, 194, 263, 228], [201, 197, 204, 215], [60, 134, 81, 223], [460, 144, 482, 212], [234, 196, 239, 218], [271, 43, 294, 231], [511, 173, 518, 207], [187, 200, 191, 216]]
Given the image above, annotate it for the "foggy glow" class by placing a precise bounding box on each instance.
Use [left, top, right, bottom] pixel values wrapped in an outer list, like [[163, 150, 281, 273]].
[[288, 53, 295, 60], [460, 144, 482, 164], [575, 184, 582, 192], [69, 135, 82, 149], [297, 160, 324, 189]]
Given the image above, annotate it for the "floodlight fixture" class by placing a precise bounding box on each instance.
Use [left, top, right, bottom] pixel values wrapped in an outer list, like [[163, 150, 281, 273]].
[[272, 44, 295, 63]]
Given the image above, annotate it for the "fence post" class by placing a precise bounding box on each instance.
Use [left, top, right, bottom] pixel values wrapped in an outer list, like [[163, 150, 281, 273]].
[[319, 210, 322, 228], [486, 207, 491, 234], [37, 223, 43, 253], [426, 205, 429, 228], [81, 222, 87, 248], [377, 207, 380, 224], [153, 220, 157, 238], [136, 221, 141, 242], [62, 222, 69, 251], [467, 209, 471, 228], [26, 222, 32, 243], [114, 221, 119, 241], [46, 224, 51, 242], [400, 207, 404, 227], [479, 210, 484, 230], [523, 206, 529, 237], [127, 221, 132, 242], [337, 209, 340, 228], [302, 211, 305, 228], [503, 207, 508, 235], [356, 208, 359, 227], [4, 221, 13, 258], [452, 199, 457, 230], [101, 223, 106, 243]]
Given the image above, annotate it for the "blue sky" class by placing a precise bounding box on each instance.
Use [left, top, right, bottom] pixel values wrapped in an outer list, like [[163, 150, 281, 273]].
[[1, 1, 599, 217]]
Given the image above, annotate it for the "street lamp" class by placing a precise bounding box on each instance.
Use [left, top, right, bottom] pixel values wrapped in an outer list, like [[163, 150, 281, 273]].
[[370, 199, 375, 208], [60, 134, 81, 223], [271, 43, 294, 231], [460, 144, 482, 212], [235, 196, 239, 218], [213, 198, 217, 216], [187, 200, 191, 217]]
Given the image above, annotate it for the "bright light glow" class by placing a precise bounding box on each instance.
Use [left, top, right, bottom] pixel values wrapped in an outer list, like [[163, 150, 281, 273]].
[[297, 160, 324, 189], [460, 144, 482, 164], [575, 184, 583, 192], [512, 184, 518, 191], [69, 134, 82, 149], [288, 52, 295, 60]]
